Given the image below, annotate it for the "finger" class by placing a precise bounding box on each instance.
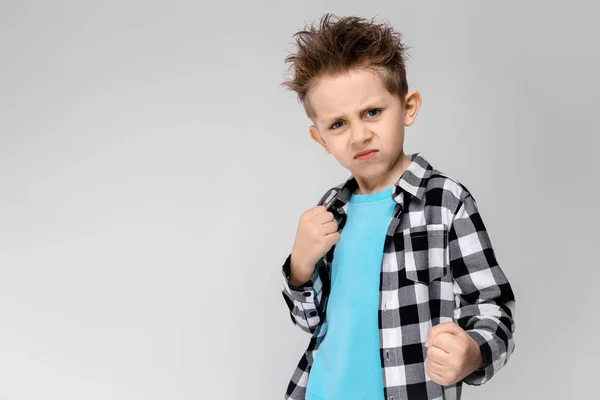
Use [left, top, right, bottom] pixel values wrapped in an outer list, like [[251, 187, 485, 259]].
[[430, 333, 456, 354], [326, 231, 341, 246], [427, 344, 451, 363], [426, 322, 462, 346], [321, 220, 339, 235], [311, 205, 328, 214], [425, 364, 447, 385], [425, 356, 446, 376], [430, 332, 459, 353], [304, 206, 327, 219], [433, 332, 463, 354], [314, 211, 335, 224]]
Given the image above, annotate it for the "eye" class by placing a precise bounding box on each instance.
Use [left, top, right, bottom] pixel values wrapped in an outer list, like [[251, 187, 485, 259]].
[[366, 109, 381, 118], [329, 121, 343, 130]]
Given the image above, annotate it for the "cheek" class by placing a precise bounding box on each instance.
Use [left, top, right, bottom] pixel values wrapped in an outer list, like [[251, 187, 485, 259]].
[[391, 130, 405, 149], [328, 143, 349, 159], [328, 147, 350, 165]]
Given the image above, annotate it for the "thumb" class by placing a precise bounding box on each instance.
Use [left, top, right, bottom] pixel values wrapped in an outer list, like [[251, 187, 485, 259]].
[[425, 321, 462, 347]]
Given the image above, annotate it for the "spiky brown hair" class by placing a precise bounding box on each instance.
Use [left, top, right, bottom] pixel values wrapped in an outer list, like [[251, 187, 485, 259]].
[[281, 13, 412, 121]]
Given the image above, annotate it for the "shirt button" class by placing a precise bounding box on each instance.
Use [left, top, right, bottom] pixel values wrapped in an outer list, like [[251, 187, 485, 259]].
[[309, 311, 317, 317], [385, 350, 390, 361], [303, 292, 311, 297]]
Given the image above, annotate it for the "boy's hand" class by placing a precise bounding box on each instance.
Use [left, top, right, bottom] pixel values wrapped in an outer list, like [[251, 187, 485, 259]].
[[424, 321, 483, 386], [290, 206, 340, 286]]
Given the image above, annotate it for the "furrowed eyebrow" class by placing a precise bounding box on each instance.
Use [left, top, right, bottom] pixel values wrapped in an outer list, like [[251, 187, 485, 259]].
[[320, 99, 386, 124]]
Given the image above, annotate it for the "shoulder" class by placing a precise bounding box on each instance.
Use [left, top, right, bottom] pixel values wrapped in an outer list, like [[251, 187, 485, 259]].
[[424, 168, 475, 214]]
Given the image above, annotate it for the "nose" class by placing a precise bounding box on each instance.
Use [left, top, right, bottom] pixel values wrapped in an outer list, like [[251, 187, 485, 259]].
[[349, 123, 371, 145]]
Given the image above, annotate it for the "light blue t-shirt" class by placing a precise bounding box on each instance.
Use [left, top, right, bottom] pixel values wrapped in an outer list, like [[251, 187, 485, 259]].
[[306, 186, 396, 400]]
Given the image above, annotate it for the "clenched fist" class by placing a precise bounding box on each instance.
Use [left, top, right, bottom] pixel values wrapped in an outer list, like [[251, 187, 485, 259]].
[[424, 322, 483, 386], [289, 205, 341, 286]]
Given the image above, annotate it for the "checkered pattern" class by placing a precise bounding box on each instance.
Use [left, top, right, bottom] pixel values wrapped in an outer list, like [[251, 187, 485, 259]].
[[281, 153, 516, 400]]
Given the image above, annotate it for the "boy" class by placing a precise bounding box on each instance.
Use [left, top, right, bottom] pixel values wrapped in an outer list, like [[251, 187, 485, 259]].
[[279, 14, 516, 400]]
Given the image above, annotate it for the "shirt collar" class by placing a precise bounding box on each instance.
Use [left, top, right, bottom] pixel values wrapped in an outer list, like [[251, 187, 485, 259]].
[[325, 152, 434, 212]]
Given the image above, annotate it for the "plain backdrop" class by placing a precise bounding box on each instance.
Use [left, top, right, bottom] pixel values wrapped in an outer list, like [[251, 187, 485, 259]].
[[1, 1, 598, 399]]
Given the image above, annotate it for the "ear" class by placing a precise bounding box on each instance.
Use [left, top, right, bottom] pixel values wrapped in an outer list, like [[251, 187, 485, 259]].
[[309, 125, 331, 154], [403, 90, 422, 127]]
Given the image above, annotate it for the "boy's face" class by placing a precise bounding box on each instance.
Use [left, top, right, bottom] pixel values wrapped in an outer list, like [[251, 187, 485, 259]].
[[307, 67, 421, 194]]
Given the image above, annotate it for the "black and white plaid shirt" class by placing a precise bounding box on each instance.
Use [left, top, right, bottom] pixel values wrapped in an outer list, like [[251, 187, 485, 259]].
[[281, 153, 516, 400]]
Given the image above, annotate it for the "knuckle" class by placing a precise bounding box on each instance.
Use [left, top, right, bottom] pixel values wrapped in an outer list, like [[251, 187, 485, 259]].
[[450, 361, 460, 377], [448, 372, 458, 384]]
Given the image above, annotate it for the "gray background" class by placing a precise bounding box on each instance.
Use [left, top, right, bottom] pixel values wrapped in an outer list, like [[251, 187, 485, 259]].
[[1, 0, 597, 399]]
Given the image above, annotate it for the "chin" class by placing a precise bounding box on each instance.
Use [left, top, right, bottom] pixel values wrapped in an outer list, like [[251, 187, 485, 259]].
[[350, 165, 388, 180]]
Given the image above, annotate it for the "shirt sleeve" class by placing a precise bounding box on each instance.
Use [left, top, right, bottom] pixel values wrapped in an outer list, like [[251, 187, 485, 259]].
[[281, 253, 324, 334], [449, 193, 516, 385], [280, 187, 338, 334]]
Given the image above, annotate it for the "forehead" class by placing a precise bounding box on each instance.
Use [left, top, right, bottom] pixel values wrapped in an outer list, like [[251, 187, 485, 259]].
[[308, 68, 393, 121]]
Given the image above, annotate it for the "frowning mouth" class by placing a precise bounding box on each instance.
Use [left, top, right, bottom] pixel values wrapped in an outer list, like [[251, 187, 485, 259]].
[[354, 150, 378, 160]]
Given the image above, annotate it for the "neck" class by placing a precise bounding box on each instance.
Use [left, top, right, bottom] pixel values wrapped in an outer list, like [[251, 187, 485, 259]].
[[354, 152, 410, 195]]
